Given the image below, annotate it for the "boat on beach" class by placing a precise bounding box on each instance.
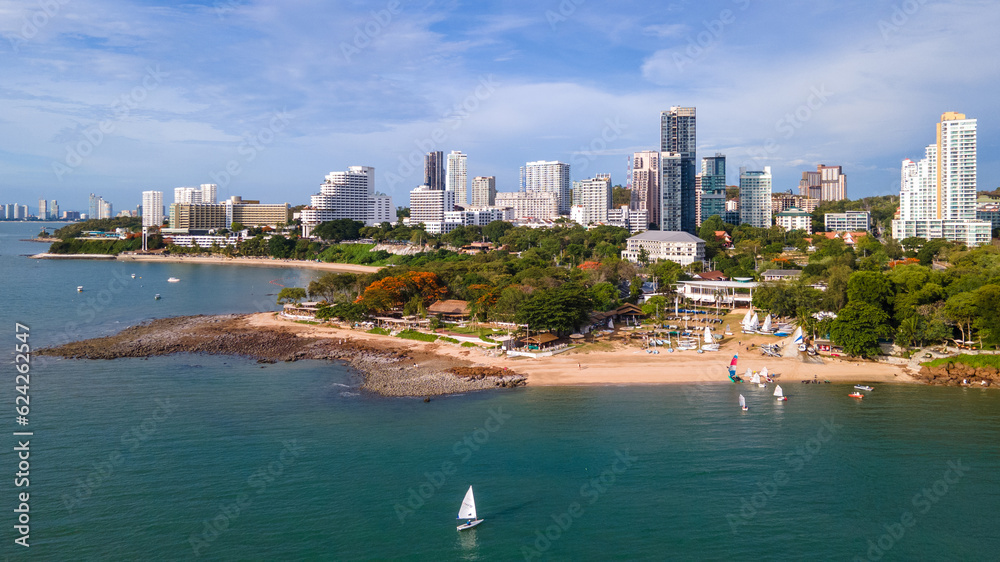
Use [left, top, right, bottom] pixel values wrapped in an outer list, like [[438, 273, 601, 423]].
[[456, 486, 484, 531]]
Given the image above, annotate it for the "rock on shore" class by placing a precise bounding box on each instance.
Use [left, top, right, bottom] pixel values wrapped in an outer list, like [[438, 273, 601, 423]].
[[915, 362, 998, 387], [39, 314, 526, 397]]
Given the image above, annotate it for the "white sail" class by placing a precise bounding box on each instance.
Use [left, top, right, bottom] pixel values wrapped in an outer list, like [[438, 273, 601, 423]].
[[750, 314, 760, 330], [760, 314, 772, 332], [773, 385, 783, 398], [703, 326, 713, 344], [792, 326, 803, 344], [739, 394, 746, 408], [608, 318, 614, 330], [760, 367, 768, 379], [744, 367, 752, 379], [750, 373, 760, 384], [458, 486, 477, 520], [741, 309, 752, 326]]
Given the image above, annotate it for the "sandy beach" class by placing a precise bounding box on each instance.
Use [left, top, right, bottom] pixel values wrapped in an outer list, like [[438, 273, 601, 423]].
[[249, 313, 916, 386], [115, 253, 383, 274]]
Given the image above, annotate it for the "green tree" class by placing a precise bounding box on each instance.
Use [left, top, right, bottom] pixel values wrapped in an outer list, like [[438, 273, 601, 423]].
[[641, 295, 668, 323], [942, 292, 978, 343], [829, 301, 892, 358], [846, 270, 894, 312], [313, 219, 364, 242], [589, 282, 621, 312], [276, 287, 307, 305], [612, 185, 631, 207], [973, 284, 1000, 345], [516, 283, 593, 334], [483, 220, 514, 243], [895, 315, 925, 348]]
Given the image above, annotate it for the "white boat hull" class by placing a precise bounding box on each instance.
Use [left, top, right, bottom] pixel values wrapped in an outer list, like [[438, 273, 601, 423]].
[[457, 519, 484, 531]]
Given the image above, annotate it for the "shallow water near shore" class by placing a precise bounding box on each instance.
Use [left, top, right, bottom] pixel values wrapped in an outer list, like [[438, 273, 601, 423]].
[[3, 222, 1000, 559]]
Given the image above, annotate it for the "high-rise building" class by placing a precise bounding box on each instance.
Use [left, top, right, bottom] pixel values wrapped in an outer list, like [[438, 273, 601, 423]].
[[174, 184, 216, 205], [818, 165, 846, 201], [892, 112, 990, 246], [495, 192, 559, 221], [660, 152, 683, 231], [571, 174, 613, 226], [88, 193, 98, 219], [300, 166, 392, 234], [700, 154, 726, 224], [142, 191, 164, 227], [409, 184, 456, 234], [739, 166, 772, 228], [660, 107, 697, 234], [521, 160, 570, 214], [630, 151, 660, 228], [424, 151, 445, 191], [470, 176, 497, 207], [446, 151, 468, 207], [38, 199, 48, 219], [200, 184, 218, 205], [3, 204, 12, 219], [50, 200, 59, 220], [99, 199, 113, 219]]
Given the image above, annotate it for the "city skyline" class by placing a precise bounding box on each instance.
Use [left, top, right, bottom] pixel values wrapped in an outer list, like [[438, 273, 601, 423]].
[[2, 1, 998, 212]]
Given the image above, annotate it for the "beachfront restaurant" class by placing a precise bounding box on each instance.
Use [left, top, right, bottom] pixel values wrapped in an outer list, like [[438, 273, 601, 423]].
[[518, 333, 560, 350], [674, 280, 758, 308], [427, 299, 472, 322]]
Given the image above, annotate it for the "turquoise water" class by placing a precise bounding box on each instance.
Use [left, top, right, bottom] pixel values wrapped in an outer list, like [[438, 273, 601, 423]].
[[2, 222, 999, 560]]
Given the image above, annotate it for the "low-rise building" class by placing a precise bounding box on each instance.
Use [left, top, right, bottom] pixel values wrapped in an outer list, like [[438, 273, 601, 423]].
[[824, 210, 870, 232], [622, 231, 705, 266], [606, 205, 648, 234], [775, 207, 813, 233], [495, 191, 559, 221], [674, 279, 758, 308]]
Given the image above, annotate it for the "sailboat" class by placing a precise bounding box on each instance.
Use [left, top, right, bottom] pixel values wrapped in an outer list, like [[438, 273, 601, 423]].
[[727, 354, 742, 382], [741, 310, 755, 333], [739, 394, 748, 411], [456, 486, 484, 531], [760, 367, 771, 383], [750, 372, 761, 385], [774, 385, 787, 401], [758, 314, 773, 334], [701, 326, 720, 352], [792, 326, 804, 351]]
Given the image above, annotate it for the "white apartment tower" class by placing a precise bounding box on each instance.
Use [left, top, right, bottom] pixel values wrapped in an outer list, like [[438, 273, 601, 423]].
[[571, 175, 613, 226], [521, 160, 571, 214], [142, 190, 164, 227], [495, 192, 559, 221], [301, 166, 393, 234], [409, 184, 455, 234], [174, 185, 216, 205], [38, 199, 48, 219], [446, 151, 468, 207], [892, 112, 990, 246], [470, 176, 497, 207], [739, 167, 772, 228], [630, 151, 660, 228]]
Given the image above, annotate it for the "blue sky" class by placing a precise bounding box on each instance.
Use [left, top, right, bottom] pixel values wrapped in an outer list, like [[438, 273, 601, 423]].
[[2, 0, 999, 214]]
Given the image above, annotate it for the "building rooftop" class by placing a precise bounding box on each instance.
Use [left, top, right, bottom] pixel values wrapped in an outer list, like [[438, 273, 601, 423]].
[[776, 207, 812, 217], [628, 231, 705, 243]]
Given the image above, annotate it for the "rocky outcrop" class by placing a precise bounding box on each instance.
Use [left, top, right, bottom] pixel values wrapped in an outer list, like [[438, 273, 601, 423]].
[[914, 361, 999, 387]]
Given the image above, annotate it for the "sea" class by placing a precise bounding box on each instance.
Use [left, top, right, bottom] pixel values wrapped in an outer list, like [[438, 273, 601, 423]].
[[2, 221, 999, 561]]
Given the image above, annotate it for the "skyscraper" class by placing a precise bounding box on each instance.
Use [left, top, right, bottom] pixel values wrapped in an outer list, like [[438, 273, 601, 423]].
[[818, 165, 846, 201], [50, 200, 59, 220], [892, 112, 990, 246], [88, 193, 98, 219], [739, 166, 772, 228], [424, 151, 445, 191], [521, 160, 571, 214], [660, 153, 683, 231], [446, 151, 468, 207], [700, 154, 726, 224], [571, 174, 612, 226], [200, 183, 218, 204], [630, 151, 660, 228], [38, 199, 48, 219], [142, 191, 164, 227], [470, 176, 497, 207], [660, 107, 697, 233]]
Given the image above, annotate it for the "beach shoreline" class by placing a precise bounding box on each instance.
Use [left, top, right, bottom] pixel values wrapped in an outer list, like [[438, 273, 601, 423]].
[[33, 252, 383, 273]]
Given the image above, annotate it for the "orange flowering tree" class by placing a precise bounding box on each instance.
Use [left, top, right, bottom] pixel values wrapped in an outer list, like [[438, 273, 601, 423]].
[[356, 271, 448, 312]]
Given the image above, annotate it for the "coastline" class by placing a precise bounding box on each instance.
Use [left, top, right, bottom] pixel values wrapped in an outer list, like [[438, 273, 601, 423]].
[[34, 252, 383, 273], [40, 312, 919, 395]]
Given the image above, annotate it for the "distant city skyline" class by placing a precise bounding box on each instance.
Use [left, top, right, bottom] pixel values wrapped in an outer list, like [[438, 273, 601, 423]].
[[2, 1, 998, 211]]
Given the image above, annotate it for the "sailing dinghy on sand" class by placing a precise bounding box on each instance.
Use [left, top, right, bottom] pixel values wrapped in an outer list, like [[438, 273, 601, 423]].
[[456, 486, 484, 531], [702, 326, 720, 352]]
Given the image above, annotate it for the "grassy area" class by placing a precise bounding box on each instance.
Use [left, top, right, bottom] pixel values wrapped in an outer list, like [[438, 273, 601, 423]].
[[294, 320, 320, 325], [367, 327, 390, 336], [439, 336, 460, 344], [461, 342, 478, 348], [921, 354, 1000, 369], [397, 330, 439, 342]]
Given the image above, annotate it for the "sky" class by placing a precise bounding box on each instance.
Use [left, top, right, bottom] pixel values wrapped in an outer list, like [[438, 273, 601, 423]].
[[2, 0, 999, 214]]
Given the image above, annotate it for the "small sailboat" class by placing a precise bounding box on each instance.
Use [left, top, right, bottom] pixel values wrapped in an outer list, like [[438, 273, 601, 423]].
[[854, 385, 873, 391], [154, 294, 161, 300], [702, 326, 720, 352], [739, 394, 748, 411], [727, 354, 743, 383], [131, 273, 136, 279], [758, 314, 772, 334], [456, 486, 484, 531], [774, 385, 787, 401], [750, 372, 761, 385], [167, 277, 180, 283], [77, 286, 83, 292]]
